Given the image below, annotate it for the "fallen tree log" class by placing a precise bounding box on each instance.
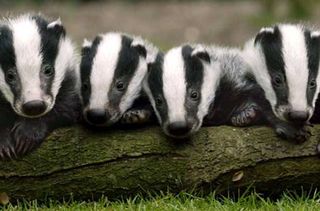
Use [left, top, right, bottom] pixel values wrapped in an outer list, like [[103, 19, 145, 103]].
[[0, 125, 320, 201]]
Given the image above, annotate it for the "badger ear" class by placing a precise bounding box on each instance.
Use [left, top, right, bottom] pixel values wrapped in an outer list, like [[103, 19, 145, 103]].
[[254, 27, 276, 45], [147, 53, 163, 73], [47, 18, 66, 37], [192, 47, 210, 63], [131, 41, 147, 58], [82, 38, 92, 48], [81, 39, 92, 56], [311, 31, 320, 39]]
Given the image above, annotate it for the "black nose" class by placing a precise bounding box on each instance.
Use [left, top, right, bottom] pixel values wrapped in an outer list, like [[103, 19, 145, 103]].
[[22, 100, 47, 116], [86, 109, 109, 125], [287, 111, 309, 123], [167, 121, 191, 137]]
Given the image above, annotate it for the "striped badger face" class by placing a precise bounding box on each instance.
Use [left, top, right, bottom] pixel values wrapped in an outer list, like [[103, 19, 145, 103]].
[[0, 15, 75, 118], [80, 33, 149, 126], [243, 24, 320, 124], [144, 45, 221, 138]]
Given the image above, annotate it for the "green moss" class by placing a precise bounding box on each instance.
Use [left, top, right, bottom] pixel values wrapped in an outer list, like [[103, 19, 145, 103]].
[[0, 126, 319, 201]]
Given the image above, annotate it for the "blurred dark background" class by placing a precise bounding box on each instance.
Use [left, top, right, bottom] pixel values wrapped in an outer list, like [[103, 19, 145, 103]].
[[0, 0, 319, 50]]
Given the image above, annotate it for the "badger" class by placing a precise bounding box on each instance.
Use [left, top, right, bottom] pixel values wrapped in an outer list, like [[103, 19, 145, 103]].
[[80, 32, 158, 126], [241, 23, 320, 142], [143, 44, 259, 138], [0, 14, 80, 158]]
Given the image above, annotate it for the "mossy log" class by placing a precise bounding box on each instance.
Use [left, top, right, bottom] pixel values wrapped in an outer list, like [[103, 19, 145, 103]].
[[0, 125, 320, 201]]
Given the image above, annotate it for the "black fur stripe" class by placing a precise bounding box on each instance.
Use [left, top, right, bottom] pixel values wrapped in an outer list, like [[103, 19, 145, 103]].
[[147, 53, 168, 122], [33, 16, 64, 66], [305, 30, 320, 106], [107, 35, 141, 108], [80, 36, 102, 107], [181, 45, 204, 121], [0, 26, 15, 71], [33, 15, 64, 96], [0, 25, 21, 101], [257, 26, 289, 107]]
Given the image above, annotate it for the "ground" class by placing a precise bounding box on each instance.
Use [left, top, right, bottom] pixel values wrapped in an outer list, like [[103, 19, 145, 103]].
[[2, 192, 320, 210]]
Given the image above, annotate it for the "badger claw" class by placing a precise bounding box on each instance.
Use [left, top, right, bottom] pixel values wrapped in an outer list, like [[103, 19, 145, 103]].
[[120, 109, 152, 124], [15, 138, 25, 155], [293, 126, 310, 144], [15, 137, 31, 156], [12, 121, 48, 156], [0, 144, 16, 160], [231, 104, 259, 127], [3, 147, 15, 159], [275, 124, 310, 144], [0, 129, 16, 160]]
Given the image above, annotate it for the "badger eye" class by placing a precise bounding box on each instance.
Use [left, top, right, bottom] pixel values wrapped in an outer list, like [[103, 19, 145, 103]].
[[273, 75, 283, 87], [309, 80, 316, 89], [190, 90, 199, 101], [43, 65, 54, 77], [82, 81, 89, 92], [116, 81, 125, 91], [6, 70, 16, 83], [155, 97, 163, 107]]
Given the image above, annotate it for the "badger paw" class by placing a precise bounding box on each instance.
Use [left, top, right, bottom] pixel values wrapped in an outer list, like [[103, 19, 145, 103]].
[[120, 109, 152, 124], [0, 129, 16, 159], [275, 124, 311, 144], [231, 104, 259, 127], [12, 121, 48, 156]]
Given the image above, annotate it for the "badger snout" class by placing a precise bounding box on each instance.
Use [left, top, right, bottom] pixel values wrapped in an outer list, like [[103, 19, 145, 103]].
[[22, 100, 47, 117], [168, 121, 191, 137], [165, 120, 193, 138], [276, 105, 311, 124], [286, 110, 310, 123], [85, 108, 109, 125], [84, 104, 123, 126]]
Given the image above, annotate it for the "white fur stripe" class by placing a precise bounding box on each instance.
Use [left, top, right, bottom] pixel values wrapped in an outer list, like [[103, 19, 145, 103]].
[[52, 37, 76, 109], [119, 58, 147, 113], [280, 25, 309, 111], [10, 17, 43, 102], [89, 33, 122, 109], [242, 39, 278, 113], [163, 47, 186, 122], [197, 59, 221, 121], [143, 77, 162, 123]]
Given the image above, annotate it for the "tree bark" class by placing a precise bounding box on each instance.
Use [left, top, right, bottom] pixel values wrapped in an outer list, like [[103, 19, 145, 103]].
[[0, 125, 320, 201]]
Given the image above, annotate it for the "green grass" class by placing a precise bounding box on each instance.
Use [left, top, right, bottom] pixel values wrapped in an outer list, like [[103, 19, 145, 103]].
[[2, 191, 320, 211]]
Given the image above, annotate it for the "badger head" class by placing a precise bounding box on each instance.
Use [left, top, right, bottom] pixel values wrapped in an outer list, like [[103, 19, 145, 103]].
[[143, 45, 222, 138], [80, 33, 153, 126], [243, 24, 320, 125], [0, 14, 76, 118]]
